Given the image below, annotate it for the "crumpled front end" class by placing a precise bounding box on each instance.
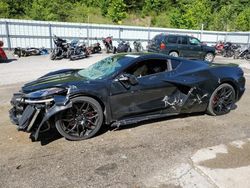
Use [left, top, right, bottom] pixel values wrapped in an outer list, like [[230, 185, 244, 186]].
[[9, 92, 72, 141]]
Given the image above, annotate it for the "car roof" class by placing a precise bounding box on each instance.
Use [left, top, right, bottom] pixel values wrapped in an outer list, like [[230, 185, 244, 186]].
[[154, 33, 192, 38], [111, 52, 172, 61], [111, 52, 194, 66]]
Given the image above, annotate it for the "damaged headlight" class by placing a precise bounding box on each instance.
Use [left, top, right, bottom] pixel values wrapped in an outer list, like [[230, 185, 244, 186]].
[[26, 87, 67, 99]]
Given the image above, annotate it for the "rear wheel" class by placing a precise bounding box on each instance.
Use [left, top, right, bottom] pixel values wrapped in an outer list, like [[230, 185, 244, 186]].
[[50, 49, 57, 60], [245, 52, 250, 61], [207, 83, 236, 116], [204, 52, 215, 62], [169, 51, 179, 57], [55, 96, 103, 140]]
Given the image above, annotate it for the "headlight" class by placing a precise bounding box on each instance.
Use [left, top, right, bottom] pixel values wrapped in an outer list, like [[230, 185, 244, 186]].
[[26, 87, 67, 99]]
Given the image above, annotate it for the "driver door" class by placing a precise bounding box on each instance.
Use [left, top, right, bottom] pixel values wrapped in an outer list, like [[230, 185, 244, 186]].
[[109, 58, 178, 120], [188, 37, 203, 59]]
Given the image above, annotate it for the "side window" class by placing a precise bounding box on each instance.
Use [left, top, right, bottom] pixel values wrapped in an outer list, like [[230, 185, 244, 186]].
[[167, 36, 177, 44], [177, 37, 181, 44], [189, 37, 201, 45], [153, 34, 165, 45], [181, 37, 188, 45], [125, 59, 168, 78]]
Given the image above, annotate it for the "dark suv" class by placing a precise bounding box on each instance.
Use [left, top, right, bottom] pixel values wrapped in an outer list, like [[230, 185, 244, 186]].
[[148, 34, 215, 62]]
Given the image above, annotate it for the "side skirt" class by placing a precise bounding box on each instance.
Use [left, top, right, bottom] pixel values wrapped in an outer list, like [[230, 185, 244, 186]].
[[111, 112, 179, 128]]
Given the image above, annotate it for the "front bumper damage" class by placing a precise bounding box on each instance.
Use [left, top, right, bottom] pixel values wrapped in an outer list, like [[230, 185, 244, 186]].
[[9, 93, 72, 141]]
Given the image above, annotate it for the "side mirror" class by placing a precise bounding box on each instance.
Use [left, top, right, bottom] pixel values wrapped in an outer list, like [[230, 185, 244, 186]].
[[118, 74, 138, 86]]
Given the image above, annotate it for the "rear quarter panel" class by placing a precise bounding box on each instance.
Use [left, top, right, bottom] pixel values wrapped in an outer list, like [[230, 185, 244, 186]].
[[207, 64, 245, 101]]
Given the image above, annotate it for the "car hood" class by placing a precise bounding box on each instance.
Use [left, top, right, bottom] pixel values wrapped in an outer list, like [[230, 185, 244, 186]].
[[22, 69, 92, 93]]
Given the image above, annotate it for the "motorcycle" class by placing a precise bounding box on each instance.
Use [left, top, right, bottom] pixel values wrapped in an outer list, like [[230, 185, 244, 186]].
[[68, 39, 89, 60], [102, 36, 114, 53], [222, 42, 240, 58], [0, 40, 7, 62], [214, 41, 224, 55], [87, 38, 102, 54], [234, 46, 250, 61], [50, 35, 70, 60], [114, 40, 132, 53], [133, 40, 143, 52], [13, 47, 48, 57]]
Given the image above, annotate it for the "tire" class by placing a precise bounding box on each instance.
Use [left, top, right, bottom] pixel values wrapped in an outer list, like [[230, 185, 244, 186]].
[[207, 83, 236, 116], [113, 47, 117, 54], [245, 52, 250, 61], [97, 46, 101, 53], [233, 52, 239, 59], [50, 53, 56, 60], [66, 49, 72, 59], [106, 47, 110, 53], [169, 51, 179, 57], [204, 52, 215, 62], [228, 50, 234, 57], [224, 50, 234, 58], [85, 52, 89, 58], [50, 49, 57, 60], [55, 96, 103, 141]]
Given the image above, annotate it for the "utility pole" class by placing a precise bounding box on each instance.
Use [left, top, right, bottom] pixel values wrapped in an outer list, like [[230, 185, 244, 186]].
[[200, 23, 204, 41], [87, 15, 90, 46]]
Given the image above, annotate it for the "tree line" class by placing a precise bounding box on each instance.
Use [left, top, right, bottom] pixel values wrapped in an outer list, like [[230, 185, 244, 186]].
[[0, 0, 249, 31]]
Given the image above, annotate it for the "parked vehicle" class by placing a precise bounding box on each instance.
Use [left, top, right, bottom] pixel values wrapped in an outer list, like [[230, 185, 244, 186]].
[[13, 47, 48, 57], [133, 40, 143, 52], [222, 42, 240, 58], [50, 35, 70, 60], [87, 38, 102, 54], [0, 41, 7, 62], [148, 33, 216, 62], [102, 36, 114, 53], [68, 39, 89, 60], [9, 53, 245, 141], [234, 46, 250, 61], [114, 40, 132, 53]]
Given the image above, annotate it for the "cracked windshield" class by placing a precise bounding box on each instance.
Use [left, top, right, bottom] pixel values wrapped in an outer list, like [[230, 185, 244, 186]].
[[78, 56, 122, 79]]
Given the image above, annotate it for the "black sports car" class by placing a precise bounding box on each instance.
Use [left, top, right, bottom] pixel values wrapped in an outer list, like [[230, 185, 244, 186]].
[[9, 53, 245, 141]]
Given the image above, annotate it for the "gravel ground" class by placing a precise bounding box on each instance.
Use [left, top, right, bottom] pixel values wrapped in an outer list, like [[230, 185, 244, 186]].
[[0, 53, 250, 188]]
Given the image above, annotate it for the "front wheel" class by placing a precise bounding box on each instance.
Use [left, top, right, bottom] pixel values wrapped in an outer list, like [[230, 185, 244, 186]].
[[55, 96, 103, 140], [204, 53, 215, 62], [207, 83, 236, 116], [96, 46, 101, 53], [50, 53, 56, 60]]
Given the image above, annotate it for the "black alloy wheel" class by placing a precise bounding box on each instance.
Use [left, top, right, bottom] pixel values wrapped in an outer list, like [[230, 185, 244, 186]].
[[207, 83, 236, 116], [56, 96, 103, 140]]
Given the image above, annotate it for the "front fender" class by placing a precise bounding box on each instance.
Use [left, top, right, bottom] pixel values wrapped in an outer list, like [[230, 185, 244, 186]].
[[33, 100, 72, 140]]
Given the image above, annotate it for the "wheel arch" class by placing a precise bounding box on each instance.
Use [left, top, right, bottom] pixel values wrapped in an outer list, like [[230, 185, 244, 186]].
[[69, 93, 105, 111], [218, 80, 238, 100], [169, 50, 179, 55], [69, 93, 110, 124], [206, 51, 215, 55]]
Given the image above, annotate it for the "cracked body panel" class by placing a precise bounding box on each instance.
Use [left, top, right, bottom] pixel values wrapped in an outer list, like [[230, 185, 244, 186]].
[[9, 53, 246, 141]]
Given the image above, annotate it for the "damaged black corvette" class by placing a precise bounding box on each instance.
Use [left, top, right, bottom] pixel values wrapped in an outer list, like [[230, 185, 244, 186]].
[[9, 53, 245, 141]]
